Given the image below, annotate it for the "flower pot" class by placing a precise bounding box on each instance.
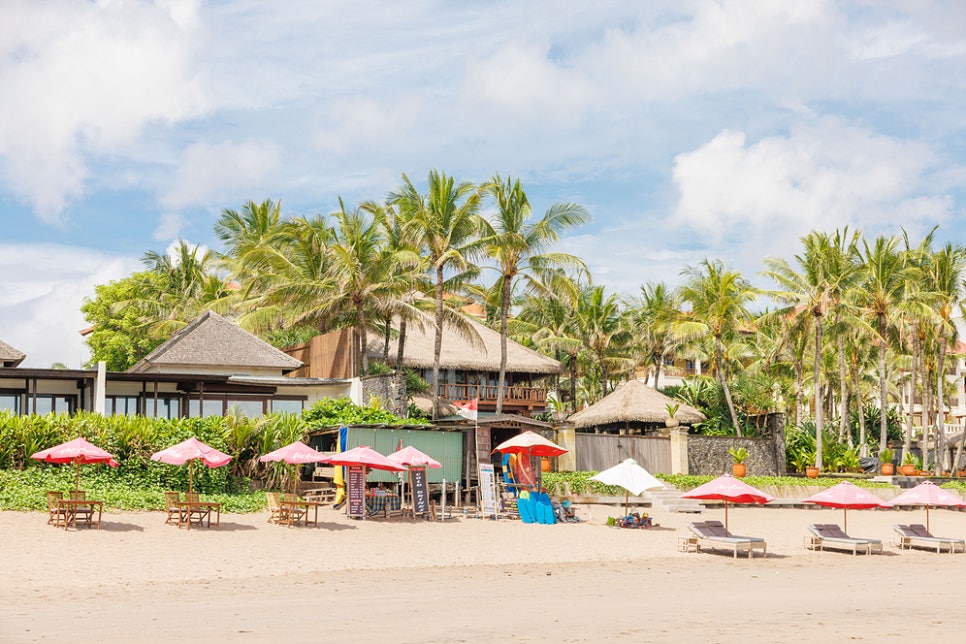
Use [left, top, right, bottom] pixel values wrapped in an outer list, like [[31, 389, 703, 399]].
[[541, 457, 552, 473], [805, 466, 820, 479], [732, 463, 747, 478], [899, 464, 916, 476], [664, 417, 679, 428], [881, 463, 894, 476]]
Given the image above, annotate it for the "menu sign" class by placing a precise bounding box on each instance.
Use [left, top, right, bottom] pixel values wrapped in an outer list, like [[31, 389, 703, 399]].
[[479, 462, 497, 518], [410, 466, 429, 515], [347, 466, 365, 518], [475, 425, 491, 465]]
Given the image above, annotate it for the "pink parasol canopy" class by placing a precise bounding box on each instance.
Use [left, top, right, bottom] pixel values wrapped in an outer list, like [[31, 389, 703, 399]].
[[387, 445, 442, 469], [151, 438, 232, 494], [323, 445, 407, 472], [31, 437, 119, 491], [887, 481, 965, 532], [492, 431, 568, 458], [681, 474, 774, 530], [802, 481, 890, 533], [258, 441, 329, 465]]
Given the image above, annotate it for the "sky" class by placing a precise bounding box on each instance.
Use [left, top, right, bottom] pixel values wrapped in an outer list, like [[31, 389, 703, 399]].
[[1, 0, 964, 368]]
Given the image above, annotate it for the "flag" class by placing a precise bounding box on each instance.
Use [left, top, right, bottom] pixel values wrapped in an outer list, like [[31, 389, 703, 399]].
[[455, 398, 478, 421]]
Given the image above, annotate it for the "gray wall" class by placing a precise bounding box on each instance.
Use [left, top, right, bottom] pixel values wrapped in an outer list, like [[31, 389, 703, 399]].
[[361, 372, 407, 415], [688, 436, 778, 476]]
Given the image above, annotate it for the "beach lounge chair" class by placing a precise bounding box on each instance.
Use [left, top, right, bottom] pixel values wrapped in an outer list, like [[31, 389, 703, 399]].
[[806, 524, 882, 555], [893, 524, 965, 553], [46, 491, 67, 527], [687, 520, 767, 558]]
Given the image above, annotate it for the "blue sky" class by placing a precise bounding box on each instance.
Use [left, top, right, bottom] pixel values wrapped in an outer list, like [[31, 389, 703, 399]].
[[1, 0, 964, 367]]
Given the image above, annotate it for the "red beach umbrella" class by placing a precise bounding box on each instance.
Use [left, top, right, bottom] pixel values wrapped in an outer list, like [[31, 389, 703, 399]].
[[887, 481, 965, 532], [31, 437, 119, 491], [492, 431, 568, 458], [323, 445, 407, 472], [387, 445, 442, 469], [259, 440, 330, 493], [681, 474, 774, 531], [151, 437, 232, 494], [802, 481, 890, 533]]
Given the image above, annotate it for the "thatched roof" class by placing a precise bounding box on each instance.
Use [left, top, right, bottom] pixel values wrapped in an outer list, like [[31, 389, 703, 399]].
[[410, 393, 458, 417], [129, 310, 303, 373], [367, 315, 562, 375], [568, 379, 705, 428], [0, 339, 26, 367]]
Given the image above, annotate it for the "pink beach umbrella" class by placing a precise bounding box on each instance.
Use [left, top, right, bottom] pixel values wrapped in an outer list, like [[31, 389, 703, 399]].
[[31, 437, 119, 491], [259, 441, 330, 493], [323, 445, 407, 472], [887, 481, 965, 532], [387, 445, 442, 469], [681, 474, 774, 531], [802, 481, 890, 533], [151, 437, 232, 494]]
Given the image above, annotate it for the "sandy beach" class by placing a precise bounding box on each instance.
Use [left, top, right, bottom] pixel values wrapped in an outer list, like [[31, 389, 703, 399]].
[[4, 502, 966, 643]]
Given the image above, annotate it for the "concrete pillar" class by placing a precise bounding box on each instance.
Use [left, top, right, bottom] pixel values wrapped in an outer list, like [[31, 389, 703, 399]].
[[555, 426, 576, 472], [94, 361, 106, 415], [669, 427, 689, 475]]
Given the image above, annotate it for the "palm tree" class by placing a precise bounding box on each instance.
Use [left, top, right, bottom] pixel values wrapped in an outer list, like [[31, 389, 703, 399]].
[[480, 175, 589, 413], [390, 170, 483, 419], [215, 199, 284, 261], [636, 282, 681, 390], [572, 285, 633, 400], [854, 235, 920, 454], [678, 259, 758, 435]]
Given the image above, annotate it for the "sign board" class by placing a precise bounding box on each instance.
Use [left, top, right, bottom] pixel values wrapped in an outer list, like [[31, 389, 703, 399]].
[[475, 425, 491, 466], [410, 466, 429, 516], [347, 466, 365, 518], [478, 462, 497, 518]]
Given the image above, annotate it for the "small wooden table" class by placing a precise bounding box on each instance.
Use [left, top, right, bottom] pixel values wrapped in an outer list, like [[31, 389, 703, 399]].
[[280, 499, 324, 527], [178, 501, 221, 530], [58, 499, 103, 531]]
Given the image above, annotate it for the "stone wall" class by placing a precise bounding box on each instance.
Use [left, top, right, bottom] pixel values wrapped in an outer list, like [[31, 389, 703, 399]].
[[687, 435, 779, 476], [361, 372, 407, 416]]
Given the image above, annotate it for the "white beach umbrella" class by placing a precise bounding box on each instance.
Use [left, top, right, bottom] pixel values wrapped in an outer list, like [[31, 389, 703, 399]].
[[590, 458, 666, 514]]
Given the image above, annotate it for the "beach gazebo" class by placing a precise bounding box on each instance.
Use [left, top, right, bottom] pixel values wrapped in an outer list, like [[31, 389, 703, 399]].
[[568, 380, 705, 434]]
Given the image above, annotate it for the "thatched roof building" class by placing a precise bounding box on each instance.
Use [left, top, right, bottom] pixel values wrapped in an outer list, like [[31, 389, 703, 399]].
[[0, 339, 26, 368], [367, 315, 562, 375], [569, 379, 705, 430]]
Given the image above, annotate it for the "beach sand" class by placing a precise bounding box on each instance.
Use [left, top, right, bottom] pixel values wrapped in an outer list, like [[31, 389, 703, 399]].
[[3, 502, 966, 642]]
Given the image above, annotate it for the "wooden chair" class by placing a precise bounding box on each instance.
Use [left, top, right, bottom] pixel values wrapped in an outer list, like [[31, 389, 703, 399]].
[[46, 491, 67, 527], [69, 490, 94, 526], [184, 492, 210, 526], [164, 491, 183, 525], [281, 492, 306, 526], [266, 492, 285, 524]]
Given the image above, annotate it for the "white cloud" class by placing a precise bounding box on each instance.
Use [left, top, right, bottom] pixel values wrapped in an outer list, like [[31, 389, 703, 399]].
[[161, 140, 281, 209], [0, 244, 141, 368], [0, 0, 208, 224], [154, 213, 187, 241]]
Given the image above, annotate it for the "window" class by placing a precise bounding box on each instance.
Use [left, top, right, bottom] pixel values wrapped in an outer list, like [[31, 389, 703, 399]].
[[226, 399, 265, 418], [107, 396, 140, 416], [271, 399, 304, 414], [145, 397, 181, 419], [31, 395, 74, 415], [0, 393, 20, 413]]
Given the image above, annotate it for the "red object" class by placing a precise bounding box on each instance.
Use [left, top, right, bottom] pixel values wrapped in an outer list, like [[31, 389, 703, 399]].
[[150, 437, 232, 494], [681, 474, 774, 530], [492, 431, 568, 458], [885, 481, 965, 531], [387, 445, 442, 469], [802, 481, 890, 533], [31, 437, 119, 491], [258, 441, 329, 465], [322, 445, 407, 472], [454, 398, 478, 421]]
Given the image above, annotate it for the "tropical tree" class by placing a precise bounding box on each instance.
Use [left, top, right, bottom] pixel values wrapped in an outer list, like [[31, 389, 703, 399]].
[[390, 170, 483, 418], [636, 282, 682, 390], [677, 259, 759, 435], [479, 175, 589, 413], [572, 285, 633, 400]]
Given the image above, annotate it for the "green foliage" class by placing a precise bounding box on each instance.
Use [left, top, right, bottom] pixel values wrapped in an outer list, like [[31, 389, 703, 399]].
[[785, 421, 862, 473], [365, 361, 393, 376], [727, 446, 748, 463], [665, 402, 680, 419], [301, 397, 430, 428], [849, 404, 903, 448], [266, 325, 320, 349], [879, 447, 894, 463], [405, 369, 430, 395]]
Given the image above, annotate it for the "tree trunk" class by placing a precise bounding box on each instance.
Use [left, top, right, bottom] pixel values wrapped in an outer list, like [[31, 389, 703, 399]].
[[432, 265, 445, 420], [600, 352, 609, 400], [794, 360, 804, 428], [496, 275, 511, 415], [356, 300, 369, 376], [569, 353, 578, 413], [854, 364, 867, 457], [935, 331, 948, 473], [838, 334, 848, 443], [905, 330, 918, 459], [877, 314, 888, 454], [654, 351, 662, 390], [716, 335, 741, 436], [382, 316, 391, 363], [396, 318, 407, 372], [814, 313, 824, 470]]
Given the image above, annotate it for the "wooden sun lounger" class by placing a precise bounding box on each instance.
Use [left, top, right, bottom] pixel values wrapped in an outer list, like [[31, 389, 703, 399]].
[[806, 524, 882, 555], [687, 521, 767, 559], [893, 524, 965, 553]]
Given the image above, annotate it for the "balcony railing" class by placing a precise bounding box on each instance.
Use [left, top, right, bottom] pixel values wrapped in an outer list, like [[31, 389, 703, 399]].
[[436, 383, 547, 405]]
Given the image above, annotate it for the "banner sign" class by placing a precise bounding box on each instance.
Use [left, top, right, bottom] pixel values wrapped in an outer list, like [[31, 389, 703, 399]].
[[347, 466, 365, 518], [479, 462, 497, 518]]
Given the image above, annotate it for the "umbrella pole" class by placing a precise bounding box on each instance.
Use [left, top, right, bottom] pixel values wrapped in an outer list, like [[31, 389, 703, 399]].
[[75, 459, 81, 492], [625, 491, 629, 516], [843, 507, 847, 534], [189, 459, 194, 495], [724, 501, 729, 532], [926, 505, 930, 533]]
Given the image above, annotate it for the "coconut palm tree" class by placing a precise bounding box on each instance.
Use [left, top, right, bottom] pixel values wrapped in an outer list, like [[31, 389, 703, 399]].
[[479, 175, 589, 413], [677, 259, 758, 436], [389, 170, 483, 419], [636, 282, 683, 390], [572, 285, 633, 400]]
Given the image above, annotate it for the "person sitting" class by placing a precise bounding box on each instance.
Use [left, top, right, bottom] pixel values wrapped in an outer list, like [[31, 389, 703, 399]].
[[560, 499, 581, 523]]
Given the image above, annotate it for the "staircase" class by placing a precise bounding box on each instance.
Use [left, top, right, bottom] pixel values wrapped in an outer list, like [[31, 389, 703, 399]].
[[645, 487, 704, 513]]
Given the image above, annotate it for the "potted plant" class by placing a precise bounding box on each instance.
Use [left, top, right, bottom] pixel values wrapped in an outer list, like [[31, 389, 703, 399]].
[[728, 446, 748, 478], [664, 402, 680, 428], [899, 452, 919, 476], [879, 447, 895, 476]]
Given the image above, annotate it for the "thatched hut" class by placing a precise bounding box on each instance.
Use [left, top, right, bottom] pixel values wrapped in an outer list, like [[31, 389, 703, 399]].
[[568, 379, 705, 434]]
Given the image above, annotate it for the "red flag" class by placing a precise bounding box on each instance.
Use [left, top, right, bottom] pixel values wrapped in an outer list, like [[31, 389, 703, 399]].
[[455, 398, 478, 421]]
